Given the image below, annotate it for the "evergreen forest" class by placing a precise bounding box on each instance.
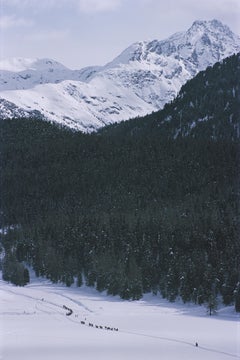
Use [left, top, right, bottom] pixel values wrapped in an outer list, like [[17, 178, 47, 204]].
[[0, 53, 240, 311]]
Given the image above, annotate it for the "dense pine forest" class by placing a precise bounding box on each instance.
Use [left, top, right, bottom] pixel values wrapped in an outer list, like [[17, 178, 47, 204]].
[[0, 54, 240, 311]]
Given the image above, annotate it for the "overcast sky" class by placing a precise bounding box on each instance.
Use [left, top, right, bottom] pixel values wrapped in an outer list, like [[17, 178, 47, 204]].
[[0, 0, 239, 69]]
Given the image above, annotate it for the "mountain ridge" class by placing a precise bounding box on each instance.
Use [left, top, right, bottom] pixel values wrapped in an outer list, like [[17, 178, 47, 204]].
[[100, 52, 240, 141], [0, 19, 240, 131]]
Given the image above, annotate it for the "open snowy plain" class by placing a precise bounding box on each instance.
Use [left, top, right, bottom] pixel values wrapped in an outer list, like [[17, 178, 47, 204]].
[[0, 272, 239, 360]]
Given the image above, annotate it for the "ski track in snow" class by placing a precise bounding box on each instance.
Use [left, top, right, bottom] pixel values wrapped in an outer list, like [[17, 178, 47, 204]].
[[1, 286, 91, 322], [120, 330, 240, 359], [0, 276, 239, 360], [49, 291, 93, 313]]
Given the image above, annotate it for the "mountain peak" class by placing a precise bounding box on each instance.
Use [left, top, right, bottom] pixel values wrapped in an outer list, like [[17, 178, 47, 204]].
[[104, 41, 146, 68], [189, 19, 235, 36], [0, 19, 240, 131], [191, 19, 222, 28], [0, 57, 68, 73], [0, 57, 38, 72]]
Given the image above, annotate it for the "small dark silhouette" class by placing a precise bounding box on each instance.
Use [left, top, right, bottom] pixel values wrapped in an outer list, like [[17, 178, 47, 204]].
[[195, 342, 198, 347], [63, 305, 73, 316]]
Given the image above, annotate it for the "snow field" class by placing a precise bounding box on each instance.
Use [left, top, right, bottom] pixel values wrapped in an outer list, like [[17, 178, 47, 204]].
[[0, 274, 239, 360]]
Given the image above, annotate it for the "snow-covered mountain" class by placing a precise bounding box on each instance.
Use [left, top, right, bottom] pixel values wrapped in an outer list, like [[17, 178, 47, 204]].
[[0, 57, 102, 90], [0, 19, 240, 131]]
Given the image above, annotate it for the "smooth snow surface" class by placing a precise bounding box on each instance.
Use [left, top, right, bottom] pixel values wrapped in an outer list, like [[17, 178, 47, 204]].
[[0, 274, 239, 360]]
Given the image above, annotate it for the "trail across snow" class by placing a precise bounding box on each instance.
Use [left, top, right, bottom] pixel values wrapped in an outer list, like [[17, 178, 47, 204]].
[[0, 273, 239, 360]]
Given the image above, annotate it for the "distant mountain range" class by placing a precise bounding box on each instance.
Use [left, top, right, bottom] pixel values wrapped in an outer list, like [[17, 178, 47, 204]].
[[0, 19, 240, 131]]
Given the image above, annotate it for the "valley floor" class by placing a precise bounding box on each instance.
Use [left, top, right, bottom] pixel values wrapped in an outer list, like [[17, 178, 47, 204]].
[[0, 273, 239, 360]]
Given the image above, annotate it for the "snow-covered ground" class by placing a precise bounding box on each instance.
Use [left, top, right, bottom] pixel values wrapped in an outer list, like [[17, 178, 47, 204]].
[[0, 273, 239, 360]]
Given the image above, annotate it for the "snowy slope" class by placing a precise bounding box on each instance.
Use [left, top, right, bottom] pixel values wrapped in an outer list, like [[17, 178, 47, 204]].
[[0, 273, 239, 360], [0, 19, 240, 131], [0, 58, 101, 91], [0, 78, 154, 132], [100, 19, 240, 109]]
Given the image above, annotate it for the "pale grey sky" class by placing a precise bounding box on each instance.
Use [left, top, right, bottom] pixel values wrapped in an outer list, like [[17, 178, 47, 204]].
[[0, 0, 239, 69]]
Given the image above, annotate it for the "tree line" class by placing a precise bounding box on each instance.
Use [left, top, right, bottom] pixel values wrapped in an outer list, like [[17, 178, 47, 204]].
[[0, 53, 239, 311]]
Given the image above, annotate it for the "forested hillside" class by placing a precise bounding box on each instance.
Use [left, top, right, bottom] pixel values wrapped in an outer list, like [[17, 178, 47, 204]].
[[0, 54, 239, 311], [101, 52, 240, 140]]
